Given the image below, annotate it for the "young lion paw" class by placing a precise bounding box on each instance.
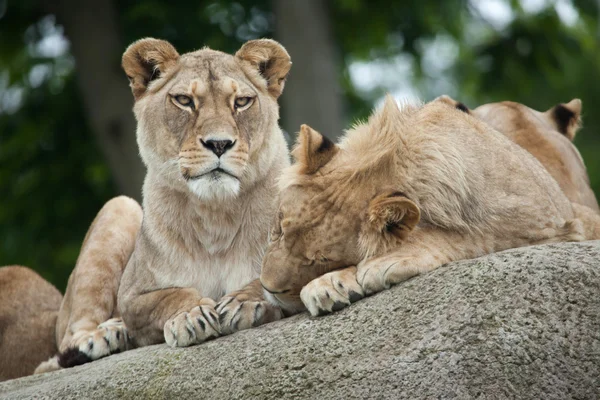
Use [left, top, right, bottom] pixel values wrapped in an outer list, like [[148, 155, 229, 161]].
[[163, 303, 220, 347], [357, 257, 418, 295], [300, 267, 364, 317], [58, 317, 130, 368], [216, 294, 283, 335]]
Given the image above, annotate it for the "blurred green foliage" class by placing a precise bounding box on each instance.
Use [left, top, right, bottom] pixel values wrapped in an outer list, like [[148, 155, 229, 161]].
[[0, 0, 598, 291]]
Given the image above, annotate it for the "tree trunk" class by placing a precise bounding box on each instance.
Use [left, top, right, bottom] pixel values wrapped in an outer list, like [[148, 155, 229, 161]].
[[273, 0, 345, 142], [53, 0, 144, 200]]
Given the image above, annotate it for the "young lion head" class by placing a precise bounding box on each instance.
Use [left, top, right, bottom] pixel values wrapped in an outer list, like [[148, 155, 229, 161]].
[[260, 100, 422, 314], [122, 38, 291, 200]]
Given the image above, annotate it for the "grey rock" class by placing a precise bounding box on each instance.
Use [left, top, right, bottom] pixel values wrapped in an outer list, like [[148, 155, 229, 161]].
[[1, 241, 599, 400]]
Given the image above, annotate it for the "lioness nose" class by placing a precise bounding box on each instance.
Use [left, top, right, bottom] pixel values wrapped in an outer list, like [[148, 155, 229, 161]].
[[202, 139, 235, 157]]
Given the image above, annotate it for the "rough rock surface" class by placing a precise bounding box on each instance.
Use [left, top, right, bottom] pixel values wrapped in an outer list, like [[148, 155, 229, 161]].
[[1, 241, 599, 400]]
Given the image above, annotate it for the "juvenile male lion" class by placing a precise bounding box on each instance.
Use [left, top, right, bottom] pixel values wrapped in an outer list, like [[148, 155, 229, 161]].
[[259, 96, 600, 317], [1, 38, 291, 378]]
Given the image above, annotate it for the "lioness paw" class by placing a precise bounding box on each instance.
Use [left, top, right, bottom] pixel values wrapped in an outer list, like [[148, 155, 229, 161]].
[[300, 267, 364, 317], [164, 304, 220, 348], [59, 318, 130, 368], [216, 295, 283, 335]]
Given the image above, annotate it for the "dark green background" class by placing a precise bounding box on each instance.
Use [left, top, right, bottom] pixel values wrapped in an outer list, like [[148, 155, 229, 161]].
[[1, 0, 598, 291]]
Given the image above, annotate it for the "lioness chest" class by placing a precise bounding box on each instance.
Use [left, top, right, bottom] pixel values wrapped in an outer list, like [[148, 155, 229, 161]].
[[165, 251, 260, 300], [148, 210, 266, 300]]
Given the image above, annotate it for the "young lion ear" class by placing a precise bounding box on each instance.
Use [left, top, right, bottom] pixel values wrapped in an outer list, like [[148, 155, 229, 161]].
[[292, 124, 338, 175], [367, 191, 420, 239], [122, 38, 180, 100], [235, 39, 292, 98], [547, 99, 582, 141]]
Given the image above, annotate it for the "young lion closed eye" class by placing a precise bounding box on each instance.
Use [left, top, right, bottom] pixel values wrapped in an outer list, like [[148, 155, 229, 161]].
[[258, 95, 600, 318]]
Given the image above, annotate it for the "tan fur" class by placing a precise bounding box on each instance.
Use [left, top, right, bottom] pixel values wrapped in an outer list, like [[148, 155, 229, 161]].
[[53, 196, 142, 361], [473, 100, 598, 212], [437, 95, 599, 212], [260, 96, 594, 317], [117, 38, 291, 347], [0, 266, 61, 381], [31, 196, 142, 374]]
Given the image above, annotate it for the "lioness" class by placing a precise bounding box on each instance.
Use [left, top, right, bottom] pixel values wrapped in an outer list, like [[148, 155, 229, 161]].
[[436, 95, 599, 212], [259, 96, 600, 317], [0, 266, 62, 381], [117, 37, 290, 349], [1, 38, 291, 379]]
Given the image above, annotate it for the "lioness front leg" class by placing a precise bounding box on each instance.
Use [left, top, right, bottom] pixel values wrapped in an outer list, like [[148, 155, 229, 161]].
[[48, 196, 142, 371], [357, 228, 481, 295], [216, 279, 283, 335], [300, 266, 365, 316], [118, 228, 223, 348], [119, 286, 220, 348], [163, 297, 220, 348]]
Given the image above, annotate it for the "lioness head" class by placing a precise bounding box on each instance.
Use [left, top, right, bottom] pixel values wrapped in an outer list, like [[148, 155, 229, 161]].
[[122, 38, 291, 200], [435, 95, 582, 140], [436, 95, 598, 212], [260, 99, 421, 313]]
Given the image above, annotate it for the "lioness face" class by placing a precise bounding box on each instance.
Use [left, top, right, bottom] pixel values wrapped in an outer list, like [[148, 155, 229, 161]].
[[261, 119, 420, 314], [122, 38, 291, 200], [139, 57, 264, 200]]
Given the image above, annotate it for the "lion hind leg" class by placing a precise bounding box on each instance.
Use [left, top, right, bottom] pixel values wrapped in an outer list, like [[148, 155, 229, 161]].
[[0, 266, 62, 380], [56, 196, 142, 368]]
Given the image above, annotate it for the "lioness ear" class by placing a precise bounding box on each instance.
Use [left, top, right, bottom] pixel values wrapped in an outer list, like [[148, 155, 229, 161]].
[[122, 38, 180, 100], [235, 39, 291, 98], [547, 99, 582, 141], [292, 124, 338, 175], [367, 191, 420, 239]]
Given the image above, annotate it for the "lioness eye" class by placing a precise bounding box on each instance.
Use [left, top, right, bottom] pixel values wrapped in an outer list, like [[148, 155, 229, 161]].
[[234, 97, 253, 110], [174, 95, 193, 107]]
